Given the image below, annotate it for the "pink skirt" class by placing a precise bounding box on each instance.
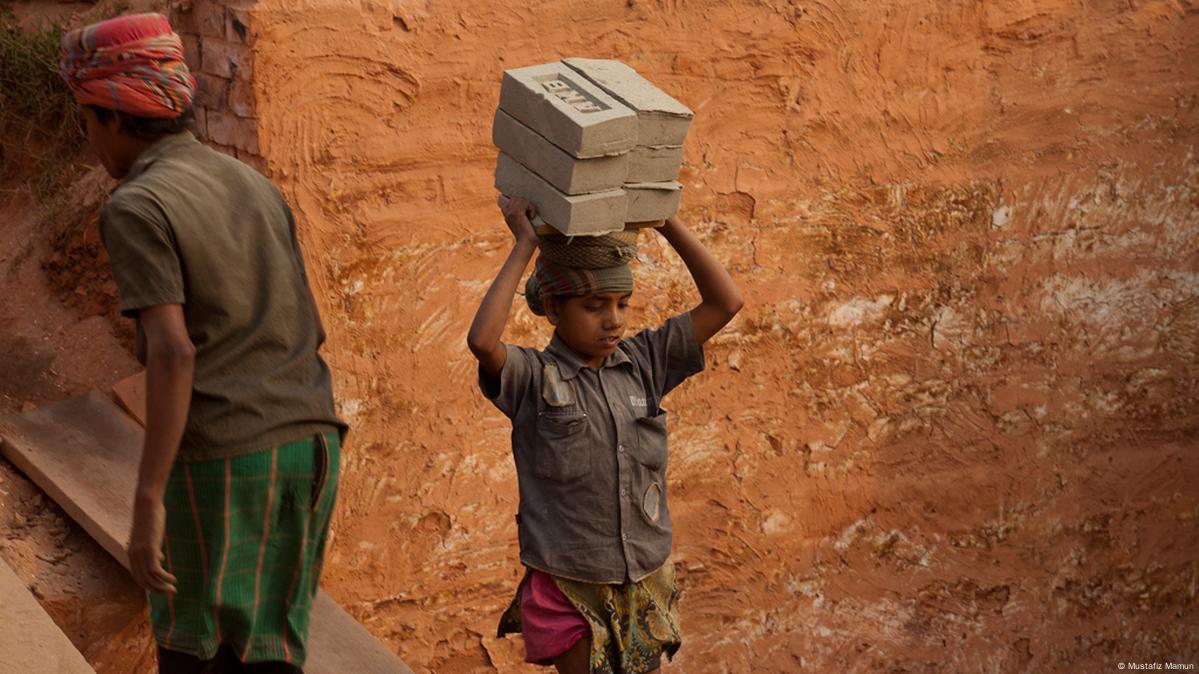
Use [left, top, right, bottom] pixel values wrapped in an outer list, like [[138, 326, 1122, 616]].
[[497, 561, 681, 673], [519, 569, 591, 664]]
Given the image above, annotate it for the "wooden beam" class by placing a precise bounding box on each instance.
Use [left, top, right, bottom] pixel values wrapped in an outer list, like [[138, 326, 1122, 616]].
[[111, 372, 146, 425], [0, 391, 413, 674], [0, 556, 95, 673]]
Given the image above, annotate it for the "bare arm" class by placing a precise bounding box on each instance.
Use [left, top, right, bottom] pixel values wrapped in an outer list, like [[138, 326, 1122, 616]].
[[658, 215, 744, 345], [128, 303, 194, 593], [467, 196, 539, 378]]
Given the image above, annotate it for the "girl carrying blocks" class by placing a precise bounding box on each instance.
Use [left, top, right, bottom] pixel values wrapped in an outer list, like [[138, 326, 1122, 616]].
[[468, 196, 743, 674]]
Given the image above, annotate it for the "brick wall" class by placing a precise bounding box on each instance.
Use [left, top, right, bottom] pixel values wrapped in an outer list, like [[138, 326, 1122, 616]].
[[170, 0, 263, 172]]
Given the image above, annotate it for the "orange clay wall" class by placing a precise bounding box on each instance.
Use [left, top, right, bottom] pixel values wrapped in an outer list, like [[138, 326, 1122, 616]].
[[178, 0, 1199, 670]]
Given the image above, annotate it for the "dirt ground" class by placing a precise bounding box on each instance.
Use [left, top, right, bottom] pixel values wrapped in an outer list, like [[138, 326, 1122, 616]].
[[2, 0, 1198, 672], [0, 172, 156, 672]]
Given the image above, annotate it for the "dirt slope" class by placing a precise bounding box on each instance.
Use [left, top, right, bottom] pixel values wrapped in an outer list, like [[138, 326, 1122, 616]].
[[1, 0, 1196, 672], [238, 0, 1199, 671]]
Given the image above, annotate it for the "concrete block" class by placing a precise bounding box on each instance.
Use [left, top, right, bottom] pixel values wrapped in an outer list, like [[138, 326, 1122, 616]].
[[497, 195, 556, 236], [205, 141, 237, 159], [168, 5, 198, 35], [226, 6, 253, 44], [627, 144, 684, 183], [495, 153, 627, 236], [228, 77, 255, 118], [562, 58, 693, 147], [195, 2, 226, 39], [207, 111, 259, 155], [498, 62, 637, 159], [192, 105, 207, 138], [182, 34, 201, 70], [237, 149, 267, 173], [193, 72, 228, 110], [492, 110, 627, 195], [202, 39, 251, 80], [624, 181, 682, 223]]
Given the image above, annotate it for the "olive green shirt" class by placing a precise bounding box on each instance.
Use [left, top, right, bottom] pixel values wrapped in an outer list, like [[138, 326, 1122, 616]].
[[481, 312, 704, 583], [99, 131, 346, 462]]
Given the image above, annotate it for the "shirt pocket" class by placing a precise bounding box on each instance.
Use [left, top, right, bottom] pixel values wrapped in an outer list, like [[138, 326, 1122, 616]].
[[633, 409, 669, 471], [534, 410, 590, 482]]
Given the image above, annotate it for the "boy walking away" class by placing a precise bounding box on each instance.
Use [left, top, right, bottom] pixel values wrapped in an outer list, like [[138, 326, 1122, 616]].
[[59, 14, 347, 674], [468, 196, 743, 674]]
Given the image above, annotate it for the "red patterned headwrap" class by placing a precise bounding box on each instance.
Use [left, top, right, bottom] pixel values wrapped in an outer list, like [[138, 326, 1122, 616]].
[[59, 13, 196, 119]]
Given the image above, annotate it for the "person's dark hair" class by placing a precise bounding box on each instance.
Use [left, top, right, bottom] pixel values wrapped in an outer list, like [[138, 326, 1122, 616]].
[[86, 105, 194, 141]]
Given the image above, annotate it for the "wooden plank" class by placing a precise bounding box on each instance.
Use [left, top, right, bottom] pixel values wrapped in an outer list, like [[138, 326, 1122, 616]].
[[0, 392, 413, 674], [111, 372, 146, 425], [307, 593, 412, 673], [0, 391, 140, 568], [0, 556, 96, 673]]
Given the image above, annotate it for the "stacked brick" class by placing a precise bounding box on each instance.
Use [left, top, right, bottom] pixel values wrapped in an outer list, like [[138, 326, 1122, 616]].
[[493, 59, 693, 236], [170, 1, 263, 171]]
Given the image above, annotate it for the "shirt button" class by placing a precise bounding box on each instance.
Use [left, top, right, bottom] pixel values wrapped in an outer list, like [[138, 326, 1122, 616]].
[[620, 487, 628, 497], [621, 533, 628, 541], [618, 444, 626, 453]]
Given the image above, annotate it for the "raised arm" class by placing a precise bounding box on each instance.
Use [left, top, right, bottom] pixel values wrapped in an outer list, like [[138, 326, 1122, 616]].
[[467, 196, 539, 378], [658, 215, 744, 345]]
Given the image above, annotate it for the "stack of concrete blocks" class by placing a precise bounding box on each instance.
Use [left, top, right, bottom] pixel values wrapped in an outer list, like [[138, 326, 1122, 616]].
[[493, 59, 693, 236], [170, 1, 264, 172]]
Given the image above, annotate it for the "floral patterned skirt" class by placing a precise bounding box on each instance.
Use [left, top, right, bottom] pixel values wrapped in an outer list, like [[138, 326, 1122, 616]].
[[497, 559, 682, 674]]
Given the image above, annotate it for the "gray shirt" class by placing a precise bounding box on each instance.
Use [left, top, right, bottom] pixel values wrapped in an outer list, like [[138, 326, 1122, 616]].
[[100, 131, 346, 461], [481, 312, 704, 583]]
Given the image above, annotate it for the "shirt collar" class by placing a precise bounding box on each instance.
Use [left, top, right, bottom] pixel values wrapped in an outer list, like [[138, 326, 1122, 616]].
[[122, 130, 200, 183], [545, 332, 632, 380]]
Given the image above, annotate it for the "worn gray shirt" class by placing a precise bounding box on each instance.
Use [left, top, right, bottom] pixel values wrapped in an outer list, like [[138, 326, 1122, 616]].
[[481, 312, 704, 583], [99, 131, 346, 461]]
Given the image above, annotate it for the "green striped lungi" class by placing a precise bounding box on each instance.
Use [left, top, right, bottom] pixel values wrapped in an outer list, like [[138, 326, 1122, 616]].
[[149, 431, 340, 666]]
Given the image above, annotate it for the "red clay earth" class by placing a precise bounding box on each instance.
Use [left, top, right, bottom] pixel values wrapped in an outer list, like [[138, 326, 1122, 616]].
[[1, 6, 163, 672], [2, 1, 1197, 672]]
